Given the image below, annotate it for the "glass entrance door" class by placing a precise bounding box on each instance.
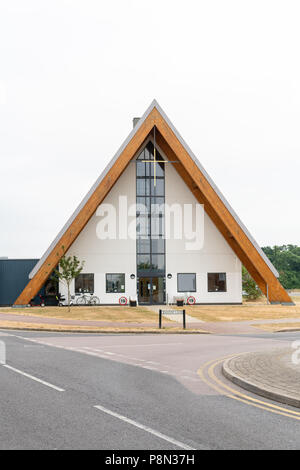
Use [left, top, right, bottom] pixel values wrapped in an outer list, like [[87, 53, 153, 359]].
[[138, 277, 165, 304], [138, 277, 151, 304], [152, 277, 164, 304]]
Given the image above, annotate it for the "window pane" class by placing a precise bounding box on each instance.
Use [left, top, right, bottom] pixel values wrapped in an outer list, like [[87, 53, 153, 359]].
[[152, 197, 164, 207], [151, 215, 165, 237], [144, 145, 153, 160], [75, 274, 94, 293], [151, 178, 164, 196], [136, 197, 150, 215], [137, 178, 150, 196], [136, 161, 145, 177], [137, 255, 151, 271], [136, 215, 150, 236], [106, 274, 125, 293], [177, 273, 196, 292], [151, 255, 165, 271], [151, 161, 164, 178], [151, 199, 164, 216], [208, 273, 227, 292], [145, 141, 154, 159], [152, 277, 165, 304], [146, 141, 164, 162], [138, 146, 155, 171], [137, 237, 150, 253], [151, 238, 165, 253]]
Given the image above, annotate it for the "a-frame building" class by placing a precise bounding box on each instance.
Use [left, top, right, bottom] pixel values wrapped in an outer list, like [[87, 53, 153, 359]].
[[14, 100, 292, 306]]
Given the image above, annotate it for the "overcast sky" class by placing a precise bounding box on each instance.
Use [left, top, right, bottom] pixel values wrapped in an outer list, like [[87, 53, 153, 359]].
[[0, 0, 299, 259]]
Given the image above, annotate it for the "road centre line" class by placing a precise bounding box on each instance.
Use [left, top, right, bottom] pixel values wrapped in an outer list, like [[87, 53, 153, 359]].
[[94, 404, 196, 450]]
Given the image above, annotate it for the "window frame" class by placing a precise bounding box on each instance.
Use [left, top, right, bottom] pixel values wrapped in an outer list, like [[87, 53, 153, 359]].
[[207, 272, 227, 293], [177, 273, 197, 293], [106, 273, 126, 294], [136, 140, 166, 278], [75, 273, 94, 294]]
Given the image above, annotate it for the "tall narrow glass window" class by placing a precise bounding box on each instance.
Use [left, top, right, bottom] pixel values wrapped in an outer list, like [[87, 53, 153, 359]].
[[136, 140, 165, 275]]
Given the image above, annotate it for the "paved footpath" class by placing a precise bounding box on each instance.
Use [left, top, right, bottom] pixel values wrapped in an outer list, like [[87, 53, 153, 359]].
[[223, 348, 300, 408]]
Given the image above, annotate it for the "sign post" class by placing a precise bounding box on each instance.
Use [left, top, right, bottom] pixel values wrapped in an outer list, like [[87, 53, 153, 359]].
[[159, 309, 186, 329]]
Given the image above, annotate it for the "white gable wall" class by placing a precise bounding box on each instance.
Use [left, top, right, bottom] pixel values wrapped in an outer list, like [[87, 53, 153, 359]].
[[165, 163, 242, 304], [61, 161, 137, 304], [60, 154, 242, 304]]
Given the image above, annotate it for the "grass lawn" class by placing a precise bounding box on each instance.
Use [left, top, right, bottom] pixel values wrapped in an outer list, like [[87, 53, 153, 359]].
[[0, 305, 170, 323], [252, 322, 300, 332], [180, 296, 300, 322], [1, 295, 299, 325], [0, 320, 206, 334]]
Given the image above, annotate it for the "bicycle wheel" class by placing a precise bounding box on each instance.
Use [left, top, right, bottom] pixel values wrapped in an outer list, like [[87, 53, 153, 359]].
[[90, 296, 99, 305], [76, 296, 86, 305]]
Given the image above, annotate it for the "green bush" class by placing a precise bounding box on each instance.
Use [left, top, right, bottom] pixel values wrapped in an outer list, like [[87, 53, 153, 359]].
[[242, 266, 262, 300]]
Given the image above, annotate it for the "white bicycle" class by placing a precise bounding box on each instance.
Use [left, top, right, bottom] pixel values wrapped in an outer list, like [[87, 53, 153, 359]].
[[76, 292, 100, 305]]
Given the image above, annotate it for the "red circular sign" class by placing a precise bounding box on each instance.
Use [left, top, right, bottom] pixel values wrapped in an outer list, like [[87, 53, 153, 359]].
[[187, 296, 196, 305], [119, 296, 128, 305]]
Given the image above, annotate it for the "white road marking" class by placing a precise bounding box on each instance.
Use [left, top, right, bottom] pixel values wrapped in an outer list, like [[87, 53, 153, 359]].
[[3, 364, 65, 392], [94, 404, 195, 450], [94, 342, 184, 348], [73, 348, 108, 358], [9, 335, 199, 385], [83, 347, 104, 352]]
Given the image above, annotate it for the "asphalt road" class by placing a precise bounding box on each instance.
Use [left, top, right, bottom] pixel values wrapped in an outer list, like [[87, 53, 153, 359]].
[[0, 329, 300, 450]]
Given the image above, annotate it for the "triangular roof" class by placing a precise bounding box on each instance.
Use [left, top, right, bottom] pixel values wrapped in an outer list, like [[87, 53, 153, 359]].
[[14, 100, 292, 305]]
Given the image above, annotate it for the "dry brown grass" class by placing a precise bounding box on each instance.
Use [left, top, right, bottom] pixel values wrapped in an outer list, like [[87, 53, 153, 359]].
[[2, 295, 299, 325], [0, 306, 172, 323], [179, 296, 300, 322], [252, 322, 300, 332], [0, 320, 206, 334]]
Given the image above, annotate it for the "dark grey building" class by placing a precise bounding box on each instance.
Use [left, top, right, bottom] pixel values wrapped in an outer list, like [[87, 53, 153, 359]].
[[0, 259, 57, 306]]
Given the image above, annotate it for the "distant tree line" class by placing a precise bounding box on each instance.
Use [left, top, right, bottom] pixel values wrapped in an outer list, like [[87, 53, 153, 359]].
[[262, 245, 300, 290], [242, 245, 300, 300]]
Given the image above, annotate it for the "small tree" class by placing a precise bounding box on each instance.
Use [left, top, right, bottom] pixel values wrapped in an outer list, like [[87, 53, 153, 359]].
[[242, 266, 262, 301], [53, 254, 84, 311]]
